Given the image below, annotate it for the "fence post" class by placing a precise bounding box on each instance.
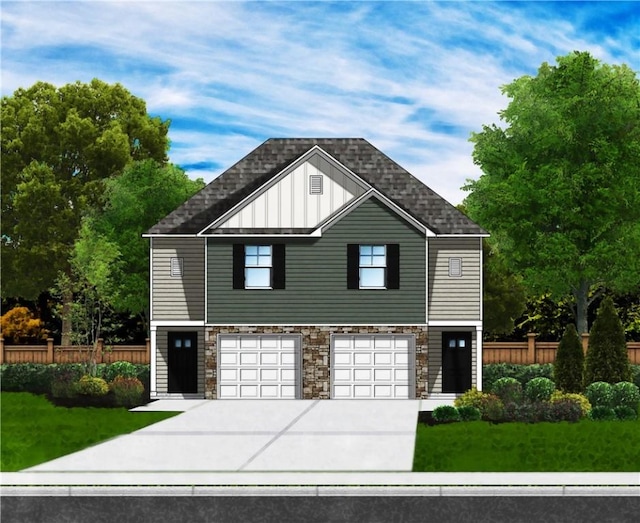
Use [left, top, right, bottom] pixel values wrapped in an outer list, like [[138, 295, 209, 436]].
[[0, 337, 4, 364], [145, 338, 151, 365], [527, 333, 537, 364], [47, 338, 54, 363], [97, 338, 104, 364], [581, 333, 589, 357]]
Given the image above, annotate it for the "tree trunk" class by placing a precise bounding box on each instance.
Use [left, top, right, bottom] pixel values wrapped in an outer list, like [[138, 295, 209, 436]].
[[61, 288, 73, 346], [574, 280, 590, 334]]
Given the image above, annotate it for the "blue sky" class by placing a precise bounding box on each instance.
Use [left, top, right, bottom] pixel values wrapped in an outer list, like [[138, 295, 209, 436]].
[[2, 1, 638, 204]]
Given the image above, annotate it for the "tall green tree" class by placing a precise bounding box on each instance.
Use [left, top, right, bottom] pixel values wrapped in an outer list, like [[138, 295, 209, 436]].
[[1, 79, 170, 342], [584, 297, 631, 385], [81, 160, 204, 333], [464, 51, 640, 333], [553, 323, 584, 393]]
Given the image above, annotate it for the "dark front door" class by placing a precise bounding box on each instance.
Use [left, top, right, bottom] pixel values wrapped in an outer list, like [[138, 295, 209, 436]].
[[442, 332, 472, 393], [168, 332, 198, 393]]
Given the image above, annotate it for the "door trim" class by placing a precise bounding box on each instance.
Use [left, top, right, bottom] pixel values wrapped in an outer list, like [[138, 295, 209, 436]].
[[441, 331, 473, 394]]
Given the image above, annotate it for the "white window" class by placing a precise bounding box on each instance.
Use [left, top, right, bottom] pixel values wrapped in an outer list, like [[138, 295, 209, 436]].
[[170, 257, 183, 277], [449, 257, 462, 277], [245, 245, 272, 288], [309, 175, 323, 195], [359, 245, 386, 289]]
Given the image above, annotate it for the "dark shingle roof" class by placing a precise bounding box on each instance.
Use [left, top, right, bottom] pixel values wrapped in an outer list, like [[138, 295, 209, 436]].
[[146, 138, 487, 235]]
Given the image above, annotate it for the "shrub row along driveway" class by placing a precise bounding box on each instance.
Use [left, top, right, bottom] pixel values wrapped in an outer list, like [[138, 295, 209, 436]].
[[25, 400, 422, 472]]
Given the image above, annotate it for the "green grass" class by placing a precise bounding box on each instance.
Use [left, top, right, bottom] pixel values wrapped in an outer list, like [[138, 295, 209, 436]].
[[1, 392, 179, 472], [413, 418, 640, 472]]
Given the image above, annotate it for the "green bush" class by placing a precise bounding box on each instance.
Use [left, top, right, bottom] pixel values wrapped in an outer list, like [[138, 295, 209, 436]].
[[454, 387, 487, 410], [104, 361, 139, 383], [585, 381, 613, 408], [553, 324, 584, 393], [549, 391, 591, 417], [524, 377, 555, 403], [110, 376, 144, 408], [548, 399, 582, 423], [515, 402, 553, 423], [0, 363, 55, 393], [432, 405, 460, 422], [613, 406, 637, 421], [588, 406, 617, 421], [75, 375, 109, 397], [478, 394, 504, 422], [456, 405, 481, 421], [631, 365, 640, 389], [584, 297, 631, 385], [483, 363, 554, 392], [491, 377, 523, 404], [50, 364, 86, 398], [611, 382, 640, 411]]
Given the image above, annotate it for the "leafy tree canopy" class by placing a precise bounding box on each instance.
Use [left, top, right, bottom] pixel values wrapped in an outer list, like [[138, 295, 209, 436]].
[[80, 159, 205, 331], [1, 79, 170, 300], [464, 51, 640, 333]]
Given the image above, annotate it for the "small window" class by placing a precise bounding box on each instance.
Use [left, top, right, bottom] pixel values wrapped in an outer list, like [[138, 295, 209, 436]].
[[309, 175, 323, 195], [170, 257, 183, 277], [359, 245, 386, 289], [449, 257, 462, 277], [245, 245, 272, 289]]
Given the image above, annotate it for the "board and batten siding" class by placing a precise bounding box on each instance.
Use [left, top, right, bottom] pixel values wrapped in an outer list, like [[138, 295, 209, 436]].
[[152, 238, 205, 321], [208, 197, 426, 324], [427, 237, 481, 321], [218, 154, 367, 230], [155, 327, 205, 395], [427, 328, 477, 394]]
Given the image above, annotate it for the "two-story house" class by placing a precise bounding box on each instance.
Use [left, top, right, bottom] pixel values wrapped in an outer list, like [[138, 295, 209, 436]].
[[144, 138, 488, 400]]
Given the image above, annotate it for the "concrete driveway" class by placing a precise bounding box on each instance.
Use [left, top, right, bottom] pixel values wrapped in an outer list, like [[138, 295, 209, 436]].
[[25, 400, 422, 473]]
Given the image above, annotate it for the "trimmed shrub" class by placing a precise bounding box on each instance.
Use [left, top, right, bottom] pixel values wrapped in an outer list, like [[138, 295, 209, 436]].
[[548, 399, 582, 423], [584, 297, 631, 385], [104, 361, 138, 383], [50, 364, 85, 398], [588, 406, 616, 421], [483, 363, 554, 392], [631, 365, 640, 389], [478, 394, 504, 422], [524, 377, 555, 403], [0, 363, 54, 393], [75, 375, 109, 397], [502, 402, 519, 423], [553, 324, 584, 393], [611, 382, 640, 411], [110, 376, 144, 408], [491, 377, 522, 404], [585, 381, 613, 408], [613, 406, 638, 421], [454, 387, 487, 410], [432, 405, 460, 422], [550, 391, 591, 418], [456, 405, 481, 421], [517, 401, 553, 423]]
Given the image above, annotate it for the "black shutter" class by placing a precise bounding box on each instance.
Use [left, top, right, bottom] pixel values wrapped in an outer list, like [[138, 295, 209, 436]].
[[387, 244, 400, 289], [272, 243, 286, 289], [232, 244, 245, 289], [347, 244, 359, 289]]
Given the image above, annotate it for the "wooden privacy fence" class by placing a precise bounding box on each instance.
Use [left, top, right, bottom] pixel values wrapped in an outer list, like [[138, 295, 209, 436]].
[[0, 338, 150, 365], [483, 333, 640, 365]]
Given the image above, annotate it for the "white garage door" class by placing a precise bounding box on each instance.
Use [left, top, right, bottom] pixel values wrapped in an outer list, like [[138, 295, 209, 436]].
[[331, 335, 414, 399], [218, 335, 300, 399]]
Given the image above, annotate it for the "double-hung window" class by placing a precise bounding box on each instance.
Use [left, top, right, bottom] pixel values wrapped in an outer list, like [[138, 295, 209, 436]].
[[245, 245, 272, 288], [233, 244, 286, 290], [347, 243, 400, 290], [359, 245, 386, 289]]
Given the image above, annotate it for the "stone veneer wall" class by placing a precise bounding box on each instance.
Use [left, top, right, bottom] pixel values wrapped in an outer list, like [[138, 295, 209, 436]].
[[204, 325, 429, 399]]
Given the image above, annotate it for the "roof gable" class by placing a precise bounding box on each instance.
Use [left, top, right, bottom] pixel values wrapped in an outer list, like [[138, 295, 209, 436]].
[[146, 138, 487, 236]]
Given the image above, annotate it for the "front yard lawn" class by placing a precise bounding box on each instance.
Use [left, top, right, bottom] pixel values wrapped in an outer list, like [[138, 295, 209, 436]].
[[413, 418, 640, 472], [0, 392, 179, 472]]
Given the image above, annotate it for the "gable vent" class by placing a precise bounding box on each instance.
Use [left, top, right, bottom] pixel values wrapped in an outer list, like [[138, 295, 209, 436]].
[[170, 257, 184, 277], [309, 175, 323, 195], [448, 257, 462, 277]]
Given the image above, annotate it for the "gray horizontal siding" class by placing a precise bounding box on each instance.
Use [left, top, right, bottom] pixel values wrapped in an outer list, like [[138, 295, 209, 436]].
[[152, 238, 205, 321], [155, 327, 205, 395], [428, 237, 481, 321], [208, 197, 426, 323]]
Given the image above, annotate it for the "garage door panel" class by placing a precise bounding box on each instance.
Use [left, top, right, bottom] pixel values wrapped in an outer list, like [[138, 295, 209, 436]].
[[219, 335, 300, 399], [331, 335, 414, 399]]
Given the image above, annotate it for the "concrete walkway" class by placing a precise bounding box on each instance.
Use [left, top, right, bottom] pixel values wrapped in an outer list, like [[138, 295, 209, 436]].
[[2, 400, 638, 496]]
